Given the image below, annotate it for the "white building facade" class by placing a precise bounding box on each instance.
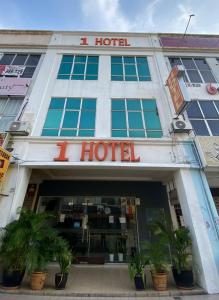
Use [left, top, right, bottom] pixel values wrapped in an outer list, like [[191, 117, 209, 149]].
[[0, 30, 219, 293]]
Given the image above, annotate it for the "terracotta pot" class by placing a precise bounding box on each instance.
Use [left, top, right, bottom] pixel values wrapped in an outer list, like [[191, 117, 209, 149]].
[[151, 272, 168, 291], [30, 272, 47, 290]]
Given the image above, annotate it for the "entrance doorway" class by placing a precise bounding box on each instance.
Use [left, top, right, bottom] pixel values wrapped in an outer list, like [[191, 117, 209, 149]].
[[37, 196, 139, 263]]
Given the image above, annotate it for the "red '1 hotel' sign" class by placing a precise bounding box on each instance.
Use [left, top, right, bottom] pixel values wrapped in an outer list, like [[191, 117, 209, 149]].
[[80, 37, 131, 47], [53, 141, 140, 162]]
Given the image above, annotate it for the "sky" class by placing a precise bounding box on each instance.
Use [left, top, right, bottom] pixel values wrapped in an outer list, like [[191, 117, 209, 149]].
[[0, 0, 218, 34]]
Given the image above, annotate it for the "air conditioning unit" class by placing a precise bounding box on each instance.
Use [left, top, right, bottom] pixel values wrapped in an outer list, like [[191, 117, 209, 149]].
[[171, 117, 192, 133], [6, 121, 31, 136]]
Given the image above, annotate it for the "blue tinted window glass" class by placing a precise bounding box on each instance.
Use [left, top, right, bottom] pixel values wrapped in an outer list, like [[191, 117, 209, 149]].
[[125, 76, 137, 81], [214, 101, 219, 111], [112, 111, 126, 129], [111, 56, 122, 63], [125, 64, 136, 76], [111, 64, 123, 75], [71, 75, 84, 80], [58, 63, 72, 74], [129, 130, 145, 137], [49, 98, 65, 109], [187, 102, 203, 118], [137, 64, 149, 76], [73, 63, 85, 74], [136, 57, 147, 64], [78, 130, 95, 137], [127, 100, 141, 110], [82, 99, 96, 110], [128, 112, 143, 129], [62, 55, 74, 63], [62, 111, 79, 128], [112, 130, 127, 137], [60, 130, 77, 136], [44, 110, 62, 128], [199, 101, 218, 118], [42, 129, 59, 136], [139, 76, 151, 81], [142, 99, 156, 110], [86, 63, 98, 75], [144, 111, 161, 130], [74, 56, 86, 63], [87, 56, 99, 63], [190, 120, 209, 136], [124, 57, 135, 64], [147, 131, 163, 138], [111, 75, 123, 81], [112, 100, 125, 110], [66, 98, 81, 109], [80, 111, 95, 129], [85, 75, 98, 80], [208, 120, 219, 135], [57, 74, 69, 80]]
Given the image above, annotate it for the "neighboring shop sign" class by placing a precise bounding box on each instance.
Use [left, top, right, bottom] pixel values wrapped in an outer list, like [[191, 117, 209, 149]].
[[80, 37, 131, 47], [196, 136, 219, 167], [0, 146, 11, 181], [0, 65, 25, 76], [0, 78, 31, 96], [53, 141, 140, 162], [166, 65, 190, 114], [206, 83, 219, 95]]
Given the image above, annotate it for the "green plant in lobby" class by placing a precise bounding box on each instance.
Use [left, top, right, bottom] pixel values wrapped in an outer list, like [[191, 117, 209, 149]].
[[153, 221, 194, 289], [128, 252, 147, 290], [108, 238, 115, 262], [116, 238, 126, 262]]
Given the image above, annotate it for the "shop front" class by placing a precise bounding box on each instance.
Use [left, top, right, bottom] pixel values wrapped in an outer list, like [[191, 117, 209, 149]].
[[2, 137, 219, 292]]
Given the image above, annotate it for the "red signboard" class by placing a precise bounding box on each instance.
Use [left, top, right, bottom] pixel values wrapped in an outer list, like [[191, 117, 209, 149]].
[[53, 141, 140, 163], [167, 66, 185, 114]]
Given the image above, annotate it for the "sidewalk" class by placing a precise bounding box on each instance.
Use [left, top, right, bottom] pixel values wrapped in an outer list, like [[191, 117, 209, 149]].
[[1, 294, 219, 300]]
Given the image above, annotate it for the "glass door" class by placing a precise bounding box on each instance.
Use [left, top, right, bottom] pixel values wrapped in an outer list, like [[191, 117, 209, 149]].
[[37, 196, 139, 263]]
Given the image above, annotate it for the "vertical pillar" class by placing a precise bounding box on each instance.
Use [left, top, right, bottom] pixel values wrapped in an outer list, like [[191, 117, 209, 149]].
[[0, 165, 31, 227], [174, 168, 219, 294]]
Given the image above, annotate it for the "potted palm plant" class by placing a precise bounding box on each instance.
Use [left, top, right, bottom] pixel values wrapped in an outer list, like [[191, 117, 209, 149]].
[[128, 252, 147, 290], [0, 221, 27, 289], [143, 240, 169, 291], [54, 237, 73, 289], [154, 221, 194, 289]]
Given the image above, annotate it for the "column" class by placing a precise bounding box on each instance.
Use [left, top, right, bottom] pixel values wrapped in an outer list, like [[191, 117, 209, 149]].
[[0, 165, 31, 227], [174, 168, 219, 294]]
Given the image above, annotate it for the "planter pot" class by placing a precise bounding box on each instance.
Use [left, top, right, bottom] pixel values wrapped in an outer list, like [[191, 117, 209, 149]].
[[134, 274, 145, 290], [55, 273, 68, 289], [109, 253, 114, 262], [172, 267, 194, 289], [2, 269, 25, 289], [118, 253, 124, 262], [30, 272, 47, 290], [151, 272, 168, 291]]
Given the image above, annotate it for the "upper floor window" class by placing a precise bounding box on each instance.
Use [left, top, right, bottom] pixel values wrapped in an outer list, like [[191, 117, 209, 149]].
[[42, 97, 96, 137], [186, 100, 219, 136], [0, 97, 23, 132], [169, 57, 216, 83], [0, 53, 41, 78], [111, 56, 151, 81], [57, 55, 99, 80], [111, 98, 162, 138]]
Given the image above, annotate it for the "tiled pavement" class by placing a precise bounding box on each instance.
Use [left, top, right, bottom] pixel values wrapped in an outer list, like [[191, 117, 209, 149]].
[[0, 264, 212, 299]]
